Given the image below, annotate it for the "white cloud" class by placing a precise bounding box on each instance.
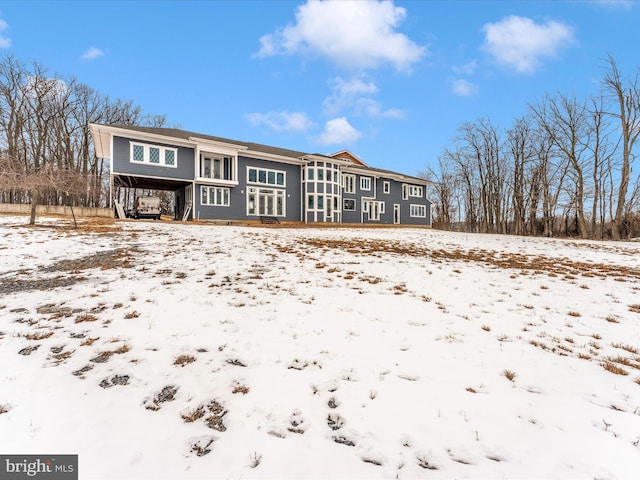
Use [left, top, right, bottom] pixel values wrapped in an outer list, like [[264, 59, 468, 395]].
[[81, 47, 105, 60], [315, 117, 362, 145], [323, 75, 378, 115], [453, 60, 477, 76], [323, 74, 404, 119], [256, 0, 426, 72], [355, 98, 405, 119], [482, 16, 575, 73], [451, 79, 478, 97], [0, 19, 11, 48], [245, 111, 315, 132]]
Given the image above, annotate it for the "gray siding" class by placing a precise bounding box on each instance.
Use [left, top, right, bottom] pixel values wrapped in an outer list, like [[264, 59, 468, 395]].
[[194, 156, 302, 221], [112, 136, 195, 179], [341, 174, 431, 225]]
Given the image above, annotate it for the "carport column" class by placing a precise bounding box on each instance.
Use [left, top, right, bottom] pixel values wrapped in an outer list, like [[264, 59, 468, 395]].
[[109, 174, 114, 217]]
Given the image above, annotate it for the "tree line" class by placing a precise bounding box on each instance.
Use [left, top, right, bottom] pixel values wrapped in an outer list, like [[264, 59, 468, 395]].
[[424, 56, 640, 240], [0, 53, 166, 217]]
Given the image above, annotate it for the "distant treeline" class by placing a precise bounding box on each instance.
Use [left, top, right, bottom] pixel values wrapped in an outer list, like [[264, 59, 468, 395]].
[[424, 55, 640, 240], [0, 53, 167, 209]]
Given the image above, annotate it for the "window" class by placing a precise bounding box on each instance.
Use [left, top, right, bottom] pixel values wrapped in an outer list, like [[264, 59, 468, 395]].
[[343, 198, 356, 211], [307, 194, 314, 210], [383, 181, 390, 194], [402, 184, 408, 200], [360, 176, 371, 191], [130, 142, 177, 168], [307, 168, 315, 181], [380, 202, 385, 214], [247, 167, 286, 187], [343, 174, 355, 194], [408, 185, 423, 197], [247, 187, 285, 216], [369, 201, 381, 221], [201, 155, 233, 180], [317, 168, 324, 181], [410, 204, 427, 217], [201, 187, 230, 206]]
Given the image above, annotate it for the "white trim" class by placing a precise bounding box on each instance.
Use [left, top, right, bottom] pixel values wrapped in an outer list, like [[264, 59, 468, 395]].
[[189, 136, 247, 153], [343, 174, 355, 194], [90, 124, 194, 149], [343, 198, 356, 211], [201, 186, 231, 207], [408, 185, 424, 198], [360, 176, 371, 191], [246, 149, 307, 165], [130, 141, 178, 168], [246, 187, 286, 217], [410, 204, 427, 218], [247, 165, 287, 188]]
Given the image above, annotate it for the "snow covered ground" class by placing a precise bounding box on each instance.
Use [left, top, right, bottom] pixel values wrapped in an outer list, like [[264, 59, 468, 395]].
[[1, 215, 639, 480]]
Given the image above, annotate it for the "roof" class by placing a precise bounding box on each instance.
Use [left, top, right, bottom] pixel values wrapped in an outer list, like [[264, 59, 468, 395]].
[[105, 124, 309, 160]]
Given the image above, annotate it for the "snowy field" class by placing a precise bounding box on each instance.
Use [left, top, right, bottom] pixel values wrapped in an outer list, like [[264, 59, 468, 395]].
[[1, 215, 639, 480]]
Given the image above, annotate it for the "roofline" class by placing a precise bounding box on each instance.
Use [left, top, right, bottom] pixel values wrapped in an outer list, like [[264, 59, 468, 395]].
[[90, 123, 433, 183]]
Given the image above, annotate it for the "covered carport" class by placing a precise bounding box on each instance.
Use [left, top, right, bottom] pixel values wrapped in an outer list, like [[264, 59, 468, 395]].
[[111, 174, 193, 220]]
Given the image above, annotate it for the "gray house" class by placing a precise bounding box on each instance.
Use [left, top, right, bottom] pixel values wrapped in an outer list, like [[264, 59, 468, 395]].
[[90, 124, 433, 226]]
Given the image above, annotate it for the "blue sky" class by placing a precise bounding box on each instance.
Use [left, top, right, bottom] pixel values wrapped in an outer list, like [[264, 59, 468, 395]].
[[0, 0, 637, 176]]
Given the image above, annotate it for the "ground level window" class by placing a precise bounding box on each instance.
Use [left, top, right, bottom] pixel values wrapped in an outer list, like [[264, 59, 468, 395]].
[[342, 198, 356, 212], [201, 187, 230, 206], [248, 187, 285, 216], [410, 204, 426, 217]]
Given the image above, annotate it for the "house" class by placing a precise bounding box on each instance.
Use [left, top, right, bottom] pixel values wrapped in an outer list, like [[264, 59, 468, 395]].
[[90, 124, 433, 226]]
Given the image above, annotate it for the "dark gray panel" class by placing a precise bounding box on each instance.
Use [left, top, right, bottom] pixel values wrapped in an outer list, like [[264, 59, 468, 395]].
[[112, 136, 195, 179]]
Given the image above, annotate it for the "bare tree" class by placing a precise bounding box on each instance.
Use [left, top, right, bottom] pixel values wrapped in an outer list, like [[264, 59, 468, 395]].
[[601, 55, 640, 240], [530, 93, 591, 238]]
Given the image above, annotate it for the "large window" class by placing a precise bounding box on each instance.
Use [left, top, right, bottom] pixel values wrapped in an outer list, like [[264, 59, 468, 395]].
[[360, 176, 371, 191], [130, 142, 177, 168], [343, 174, 355, 194], [410, 204, 427, 217], [201, 187, 230, 206], [201, 155, 233, 180], [247, 167, 286, 187], [247, 187, 285, 217]]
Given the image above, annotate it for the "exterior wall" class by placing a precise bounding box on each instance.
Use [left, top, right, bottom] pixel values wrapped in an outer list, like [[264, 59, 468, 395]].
[[341, 174, 431, 226], [106, 130, 431, 226], [193, 155, 302, 221], [112, 136, 195, 180]]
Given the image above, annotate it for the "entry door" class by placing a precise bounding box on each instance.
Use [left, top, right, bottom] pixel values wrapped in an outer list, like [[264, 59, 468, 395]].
[[258, 192, 274, 216], [394, 204, 400, 224]]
